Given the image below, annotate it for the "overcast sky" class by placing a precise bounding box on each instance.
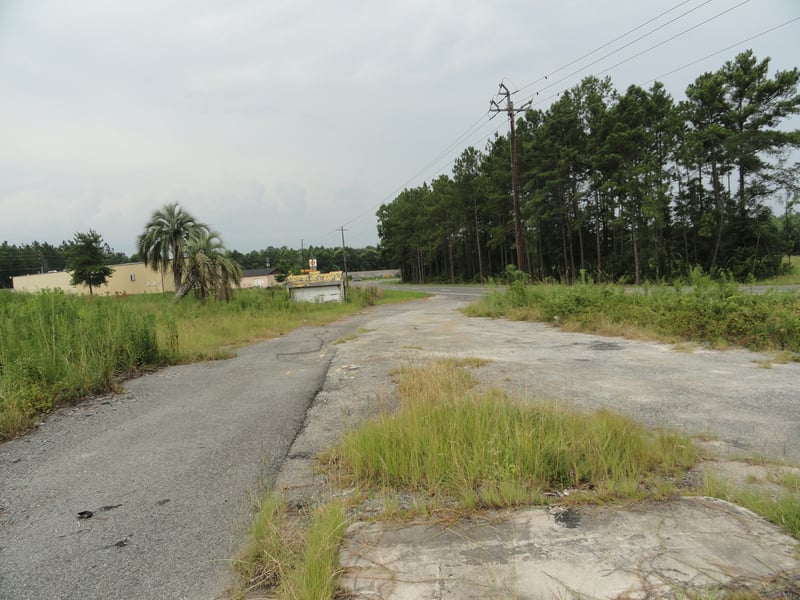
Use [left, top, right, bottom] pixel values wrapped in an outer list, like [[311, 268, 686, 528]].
[[1, 0, 798, 255]]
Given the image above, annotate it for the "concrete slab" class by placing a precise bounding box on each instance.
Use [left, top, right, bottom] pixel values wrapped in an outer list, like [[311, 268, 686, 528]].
[[273, 294, 800, 600], [339, 498, 800, 599]]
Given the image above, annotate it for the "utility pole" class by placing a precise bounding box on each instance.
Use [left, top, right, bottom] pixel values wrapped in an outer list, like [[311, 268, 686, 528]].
[[490, 82, 531, 275], [338, 226, 348, 301]]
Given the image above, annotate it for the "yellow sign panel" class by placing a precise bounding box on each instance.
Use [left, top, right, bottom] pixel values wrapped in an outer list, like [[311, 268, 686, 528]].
[[286, 271, 344, 288]]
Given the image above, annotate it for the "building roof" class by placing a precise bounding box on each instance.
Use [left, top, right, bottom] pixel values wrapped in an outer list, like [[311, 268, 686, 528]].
[[241, 268, 278, 277]]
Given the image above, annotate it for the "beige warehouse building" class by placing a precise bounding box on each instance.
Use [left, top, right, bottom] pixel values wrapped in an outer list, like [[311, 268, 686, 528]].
[[12, 263, 175, 296]]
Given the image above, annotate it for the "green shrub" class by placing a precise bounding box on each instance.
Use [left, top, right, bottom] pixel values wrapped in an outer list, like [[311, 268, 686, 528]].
[[468, 269, 800, 352]]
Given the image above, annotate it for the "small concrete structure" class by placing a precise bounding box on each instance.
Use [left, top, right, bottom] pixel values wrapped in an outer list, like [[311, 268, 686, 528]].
[[239, 267, 279, 289], [286, 271, 345, 303]]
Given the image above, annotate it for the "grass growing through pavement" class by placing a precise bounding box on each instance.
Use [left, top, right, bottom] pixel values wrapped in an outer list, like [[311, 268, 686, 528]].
[[234, 493, 346, 600], [328, 359, 698, 508], [465, 268, 800, 354], [236, 359, 699, 597], [237, 359, 800, 597], [234, 494, 298, 591], [703, 469, 800, 539]]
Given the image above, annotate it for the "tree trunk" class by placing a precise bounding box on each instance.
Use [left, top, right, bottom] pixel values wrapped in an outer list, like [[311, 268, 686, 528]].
[[447, 235, 455, 283], [473, 198, 484, 282], [631, 203, 641, 286], [710, 159, 725, 270], [594, 189, 602, 281]]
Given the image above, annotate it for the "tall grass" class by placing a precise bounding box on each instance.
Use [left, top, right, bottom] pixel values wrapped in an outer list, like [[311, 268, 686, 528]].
[[466, 269, 800, 352], [0, 290, 158, 438], [328, 360, 698, 508], [0, 286, 428, 440]]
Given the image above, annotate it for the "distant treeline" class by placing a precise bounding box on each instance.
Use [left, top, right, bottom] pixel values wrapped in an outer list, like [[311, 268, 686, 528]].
[[1, 241, 389, 288], [377, 50, 800, 284], [0, 240, 129, 289], [229, 245, 387, 274]]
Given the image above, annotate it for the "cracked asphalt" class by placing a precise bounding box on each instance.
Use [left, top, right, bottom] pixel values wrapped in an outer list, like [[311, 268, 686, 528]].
[[2, 287, 798, 599], [0, 318, 362, 600]]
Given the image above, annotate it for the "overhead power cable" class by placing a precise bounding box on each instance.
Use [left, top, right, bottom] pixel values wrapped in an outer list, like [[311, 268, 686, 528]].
[[642, 16, 800, 85], [525, 0, 752, 101], [521, 0, 759, 108], [320, 0, 792, 248], [331, 112, 495, 233], [518, 0, 712, 94]]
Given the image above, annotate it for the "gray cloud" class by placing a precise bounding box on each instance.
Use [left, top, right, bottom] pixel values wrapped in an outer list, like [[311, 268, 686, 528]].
[[1, 0, 797, 254]]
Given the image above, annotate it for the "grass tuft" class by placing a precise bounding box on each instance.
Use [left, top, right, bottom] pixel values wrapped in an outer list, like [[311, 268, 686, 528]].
[[235, 494, 299, 590], [234, 493, 347, 599], [326, 360, 698, 509], [703, 471, 800, 538]]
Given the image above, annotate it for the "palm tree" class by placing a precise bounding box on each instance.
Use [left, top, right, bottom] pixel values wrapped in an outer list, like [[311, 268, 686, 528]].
[[137, 203, 207, 296], [179, 229, 242, 301]]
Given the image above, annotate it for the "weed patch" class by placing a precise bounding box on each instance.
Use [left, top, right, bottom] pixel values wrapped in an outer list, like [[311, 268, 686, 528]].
[[0, 290, 158, 439], [0, 287, 425, 440], [325, 360, 698, 509], [234, 493, 347, 599], [466, 271, 800, 352], [703, 470, 800, 538]]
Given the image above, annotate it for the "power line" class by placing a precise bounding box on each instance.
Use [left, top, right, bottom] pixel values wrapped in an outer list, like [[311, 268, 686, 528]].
[[518, 0, 713, 94], [341, 113, 493, 224], [312, 2, 793, 250], [363, 1, 762, 227], [641, 16, 800, 86], [590, 0, 756, 81], [521, 0, 773, 110], [525, 0, 752, 102]]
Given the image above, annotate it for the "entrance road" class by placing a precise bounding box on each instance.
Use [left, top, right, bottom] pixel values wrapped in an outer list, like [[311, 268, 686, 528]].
[[0, 318, 361, 600]]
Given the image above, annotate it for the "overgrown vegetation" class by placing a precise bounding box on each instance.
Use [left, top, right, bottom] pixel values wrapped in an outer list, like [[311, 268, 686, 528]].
[[0, 290, 158, 438], [234, 493, 346, 600], [236, 359, 700, 597], [0, 285, 425, 440], [237, 359, 799, 598], [325, 359, 698, 509], [703, 470, 800, 539], [466, 268, 800, 353]]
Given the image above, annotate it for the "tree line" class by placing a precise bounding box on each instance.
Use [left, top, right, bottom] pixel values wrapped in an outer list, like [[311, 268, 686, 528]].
[[2, 206, 391, 292], [0, 240, 129, 289], [377, 50, 800, 284], [1, 240, 390, 290], [229, 246, 386, 275]]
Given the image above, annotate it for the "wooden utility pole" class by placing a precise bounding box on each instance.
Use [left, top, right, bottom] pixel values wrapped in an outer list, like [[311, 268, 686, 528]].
[[490, 83, 531, 274], [338, 226, 348, 301]]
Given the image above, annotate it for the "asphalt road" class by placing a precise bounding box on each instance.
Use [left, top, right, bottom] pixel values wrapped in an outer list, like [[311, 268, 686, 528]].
[[2, 285, 798, 599], [0, 318, 361, 600]]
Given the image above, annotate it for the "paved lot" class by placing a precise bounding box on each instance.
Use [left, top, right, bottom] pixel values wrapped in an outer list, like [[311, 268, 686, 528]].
[[0, 319, 362, 600], [2, 290, 797, 599], [278, 292, 800, 599]]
